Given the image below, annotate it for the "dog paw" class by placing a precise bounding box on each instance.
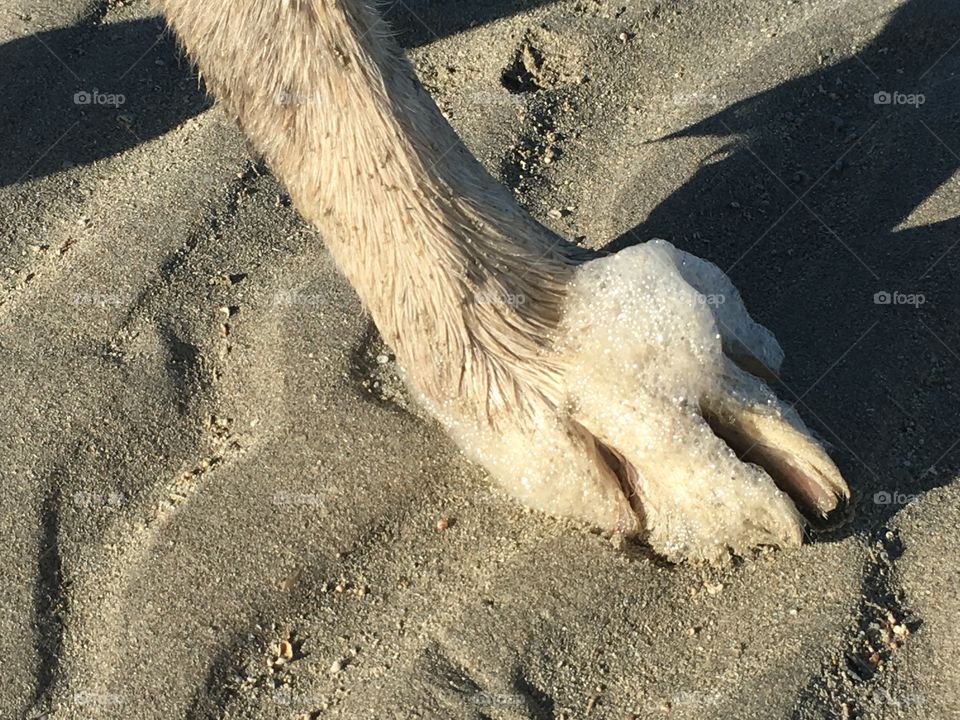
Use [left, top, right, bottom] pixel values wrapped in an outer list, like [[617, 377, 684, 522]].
[[558, 240, 850, 560], [422, 240, 850, 562]]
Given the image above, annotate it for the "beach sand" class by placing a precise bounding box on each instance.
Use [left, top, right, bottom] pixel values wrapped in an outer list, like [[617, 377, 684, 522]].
[[2, 0, 958, 717]]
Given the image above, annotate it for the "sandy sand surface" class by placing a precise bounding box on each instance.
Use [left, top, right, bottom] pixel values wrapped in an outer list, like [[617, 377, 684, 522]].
[[2, 0, 958, 717]]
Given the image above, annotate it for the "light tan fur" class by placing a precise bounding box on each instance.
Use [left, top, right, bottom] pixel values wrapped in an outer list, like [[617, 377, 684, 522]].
[[156, 0, 850, 561]]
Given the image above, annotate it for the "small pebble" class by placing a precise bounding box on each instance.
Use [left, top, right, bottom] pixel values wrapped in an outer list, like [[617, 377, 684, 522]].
[[704, 581, 724, 596]]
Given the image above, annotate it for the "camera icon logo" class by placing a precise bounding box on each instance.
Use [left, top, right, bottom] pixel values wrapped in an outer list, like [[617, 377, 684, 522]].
[[74, 90, 92, 105], [874, 91, 892, 105], [873, 490, 892, 505], [874, 291, 892, 305]]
